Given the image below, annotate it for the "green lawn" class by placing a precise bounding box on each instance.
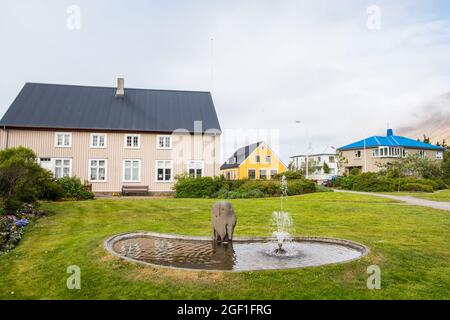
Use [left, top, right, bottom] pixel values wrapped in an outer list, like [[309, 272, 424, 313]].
[[380, 189, 450, 202], [0, 192, 449, 300]]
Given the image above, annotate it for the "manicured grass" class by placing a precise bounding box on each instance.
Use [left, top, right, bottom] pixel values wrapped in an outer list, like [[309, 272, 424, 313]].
[[380, 190, 450, 202], [0, 192, 449, 300]]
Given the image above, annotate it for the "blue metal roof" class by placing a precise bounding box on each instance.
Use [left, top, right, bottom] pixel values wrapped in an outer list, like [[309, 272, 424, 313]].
[[338, 129, 444, 151]]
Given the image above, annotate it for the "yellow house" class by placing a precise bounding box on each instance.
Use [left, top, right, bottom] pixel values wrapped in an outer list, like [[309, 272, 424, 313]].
[[220, 142, 287, 180]]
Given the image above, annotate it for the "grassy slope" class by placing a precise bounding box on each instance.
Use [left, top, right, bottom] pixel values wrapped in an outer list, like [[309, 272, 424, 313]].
[[0, 192, 449, 300], [381, 190, 450, 202]]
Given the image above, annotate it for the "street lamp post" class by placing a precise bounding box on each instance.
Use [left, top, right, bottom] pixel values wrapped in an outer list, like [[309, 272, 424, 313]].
[[295, 120, 310, 179]]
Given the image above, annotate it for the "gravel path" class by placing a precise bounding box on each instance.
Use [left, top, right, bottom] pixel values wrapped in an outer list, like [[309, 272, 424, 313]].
[[334, 189, 450, 212]]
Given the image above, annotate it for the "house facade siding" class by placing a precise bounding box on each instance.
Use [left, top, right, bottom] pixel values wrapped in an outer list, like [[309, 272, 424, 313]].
[[339, 147, 443, 175], [0, 128, 220, 193]]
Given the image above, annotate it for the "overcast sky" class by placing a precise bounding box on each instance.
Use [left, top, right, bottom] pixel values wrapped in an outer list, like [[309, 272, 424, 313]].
[[1, 0, 449, 162]]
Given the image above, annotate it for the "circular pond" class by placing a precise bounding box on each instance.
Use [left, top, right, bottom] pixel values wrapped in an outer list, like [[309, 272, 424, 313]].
[[105, 233, 368, 272]]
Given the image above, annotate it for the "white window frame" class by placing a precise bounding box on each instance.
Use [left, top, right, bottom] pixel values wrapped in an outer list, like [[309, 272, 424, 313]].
[[354, 150, 362, 158], [88, 159, 107, 182], [90, 133, 107, 148], [248, 169, 256, 180], [436, 151, 443, 160], [156, 135, 172, 149], [270, 169, 278, 179], [122, 159, 141, 182], [259, 169, 267, 180], [54, 132, 72, 148], [124, 134, 141, 149], [155, 160, 173, 182], [418, 150, 427, 159], [54, 158, 72, 178], [187, 160, 204, 178], [265, 155, 271, 163]]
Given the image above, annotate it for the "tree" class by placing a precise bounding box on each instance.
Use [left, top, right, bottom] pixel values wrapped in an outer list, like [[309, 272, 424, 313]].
[[323, 161, 331, 174], [442, 150, 450, 182], [0, 147, 58, 212], [378, 154, 442, 179]]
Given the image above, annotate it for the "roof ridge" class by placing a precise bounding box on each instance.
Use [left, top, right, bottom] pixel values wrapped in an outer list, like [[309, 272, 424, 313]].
[[25, 82, 211, 94]]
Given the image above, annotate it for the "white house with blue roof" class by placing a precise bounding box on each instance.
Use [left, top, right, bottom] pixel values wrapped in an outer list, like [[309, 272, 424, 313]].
[[337, 129, 445, 175]]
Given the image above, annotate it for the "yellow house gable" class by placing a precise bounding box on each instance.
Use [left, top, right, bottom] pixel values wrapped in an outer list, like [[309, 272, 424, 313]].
[[237, 142, 286, 179]]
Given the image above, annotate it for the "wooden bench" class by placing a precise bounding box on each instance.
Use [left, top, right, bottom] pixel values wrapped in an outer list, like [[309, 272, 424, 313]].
[[121, 185, 149, 196]]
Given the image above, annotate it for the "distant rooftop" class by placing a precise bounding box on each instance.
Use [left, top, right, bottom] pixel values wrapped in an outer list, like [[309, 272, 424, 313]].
[[338, 129, 444, 151]]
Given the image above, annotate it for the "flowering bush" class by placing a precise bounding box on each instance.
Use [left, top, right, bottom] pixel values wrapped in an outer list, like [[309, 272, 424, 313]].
[[0, 203, 46, 256]]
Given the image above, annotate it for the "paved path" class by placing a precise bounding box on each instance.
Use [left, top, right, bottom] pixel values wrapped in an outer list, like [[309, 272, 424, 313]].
[[334, 189, 450, 212]]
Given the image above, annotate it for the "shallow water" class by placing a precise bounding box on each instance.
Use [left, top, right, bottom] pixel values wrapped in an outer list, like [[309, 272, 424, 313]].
[[112, 236, 364, 271]]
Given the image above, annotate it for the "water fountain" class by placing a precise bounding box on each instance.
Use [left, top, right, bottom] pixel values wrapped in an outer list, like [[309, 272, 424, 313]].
[[272, 175, 293, 254], [105, 175, 369, 271]]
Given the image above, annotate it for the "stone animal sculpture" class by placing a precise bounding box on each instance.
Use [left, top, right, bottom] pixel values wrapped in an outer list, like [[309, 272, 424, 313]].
[[211, 201, 237, 242]]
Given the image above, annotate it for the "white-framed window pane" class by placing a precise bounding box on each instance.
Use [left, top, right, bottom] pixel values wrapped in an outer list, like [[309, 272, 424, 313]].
[[124, 168, 131, 180], [57, 135, 63, 146], [98, 136, 105, 146], [64, 134, 70, 146], [90, 168, 97, 180], [132, 167, 139, 180], [55, 167, 62, 178], [98, 168, 106, 180], [165, 137, 171, 148]]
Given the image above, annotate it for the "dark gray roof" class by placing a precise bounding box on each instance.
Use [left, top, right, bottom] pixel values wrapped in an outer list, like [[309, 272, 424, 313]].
[[0, 83, 221, 134], [220, 142, 262, 170]]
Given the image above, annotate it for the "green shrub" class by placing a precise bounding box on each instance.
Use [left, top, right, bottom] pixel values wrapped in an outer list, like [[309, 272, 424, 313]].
[[287, 179, 317, 195], [0, 147, 62, 212], [173, 175, 223, 198], [174, 175, 316, 198], [401, 183, 434, 193], [57, 177, 94, 200], [336, 172, 443, 192]]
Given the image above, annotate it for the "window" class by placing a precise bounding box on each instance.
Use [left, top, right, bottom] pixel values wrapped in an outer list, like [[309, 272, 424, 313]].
[[372, 149, 380, 157], [329, 156, 335, 163], [187, 160, 203, 178], [436, 151, 443, 160], [89, 159, 107, 182], [354, 150, 362, 158], [54, 159, 72, 178], [156, 160, 173, 182], [55, 132, 72, 147], [157, 135, 172, 149], [402, 149, 408, 157], [259, 170, 267, 180], [248, 169, 256, 180], [317, 156, 322, 162], [123, 160, 140, 182], [329, 168, 336, 174], [90, 133, 107, 148], [270, 170, 278, 179], [265, 156, 271, 163], [124, 134, 140, 148], [255, 155, 260, 163], [418, 150, 426, 159]]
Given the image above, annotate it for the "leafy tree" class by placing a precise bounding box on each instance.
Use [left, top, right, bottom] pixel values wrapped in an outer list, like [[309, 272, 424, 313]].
[[378, 154, 442, 179], [323, 161, 331, 174], [0, 147, 60, 212], [442, 150, 450, 182]]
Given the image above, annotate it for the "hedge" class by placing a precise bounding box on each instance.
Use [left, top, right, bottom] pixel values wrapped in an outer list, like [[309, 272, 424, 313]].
[[173, 175, 317, 198], [335, 172, 446, 193]]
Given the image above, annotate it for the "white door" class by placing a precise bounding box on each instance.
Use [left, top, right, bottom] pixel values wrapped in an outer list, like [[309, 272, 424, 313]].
[[38, 158, 54, 174]]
